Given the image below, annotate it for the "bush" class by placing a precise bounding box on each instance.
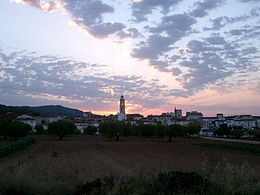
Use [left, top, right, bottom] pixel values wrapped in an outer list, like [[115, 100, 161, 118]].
[[74, 172, 209, 195], [0, 137, 36, 157], [84, 126, 97, 135]]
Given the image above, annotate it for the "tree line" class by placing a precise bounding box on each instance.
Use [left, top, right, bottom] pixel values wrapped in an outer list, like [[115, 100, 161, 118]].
[[95, 121, 200, 142]]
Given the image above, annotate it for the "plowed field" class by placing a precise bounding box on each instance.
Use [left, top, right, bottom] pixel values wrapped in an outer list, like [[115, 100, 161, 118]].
[[0, 135, 260, 193]]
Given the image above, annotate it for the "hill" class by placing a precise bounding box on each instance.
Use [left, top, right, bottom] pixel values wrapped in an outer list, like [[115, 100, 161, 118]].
[[0, 104, 83, 116]]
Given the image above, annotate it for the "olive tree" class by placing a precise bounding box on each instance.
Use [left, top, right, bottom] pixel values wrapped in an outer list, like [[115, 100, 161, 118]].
[[99, 121, 122, 141], [166, 124, 184, 142], [48, 120, 76, 140]]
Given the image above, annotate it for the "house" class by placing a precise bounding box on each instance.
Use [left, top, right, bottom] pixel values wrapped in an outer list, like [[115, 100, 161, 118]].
[[16, 115, 36, 130], [186, 111, 203, 120]]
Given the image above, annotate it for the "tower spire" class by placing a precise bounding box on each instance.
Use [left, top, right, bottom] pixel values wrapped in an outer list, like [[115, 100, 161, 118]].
[[120, 95, 125, 114]]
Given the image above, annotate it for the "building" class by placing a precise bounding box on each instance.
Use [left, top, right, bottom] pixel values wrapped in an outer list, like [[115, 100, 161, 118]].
[[174, 107, 182, 118], [16, 115, 36, 130], [186, 111, 203, 120], [118, 95, 127, 121], [120, 95, 125, 114], [202, 114, 258, 131]]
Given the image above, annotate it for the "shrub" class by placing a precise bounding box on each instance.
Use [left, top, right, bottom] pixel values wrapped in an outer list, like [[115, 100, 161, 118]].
[[0, 137, 36, 157]]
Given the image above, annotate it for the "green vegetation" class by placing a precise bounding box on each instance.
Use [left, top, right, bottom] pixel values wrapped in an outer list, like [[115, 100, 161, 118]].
[[0, 137, 36, 157], [95, 141, 105, 148], [51, 150, 58, 157], [185, 125, 200, 137], [194, 142, 260, 156], [0, 119, 31, 140], [99, 121, 124, 141], [47, 120, 77, 140], [214, 124, 231, 137], [99, 122, 200, 142], [2, 167, 259, 195], [166, 124, 185, 142], [84, 126, 98, 135], [35, 124, 45, 135], [74, 172, 209, 195]]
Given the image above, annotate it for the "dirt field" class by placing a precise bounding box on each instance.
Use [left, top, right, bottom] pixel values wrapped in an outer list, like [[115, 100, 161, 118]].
[[0, 135, 260, 193]]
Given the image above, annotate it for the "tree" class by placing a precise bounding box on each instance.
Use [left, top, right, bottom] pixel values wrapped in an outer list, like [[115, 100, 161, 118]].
[[121, 122, 132, 136], [84, 126, 97, 135], [35, 124, 45, 135], [8, 121, 31, 140], [166, 124, 184, 142], [185, 125, 200, 137], [140, 124, 155, 138], [214, 124, 231, 137], [41, 119, 46, 125], [48, 120, 76, 140], [155, 124, 166, 138], [99, 121, 122, 141], [231, 126, 243, 139], [0, 119, 12, 140]]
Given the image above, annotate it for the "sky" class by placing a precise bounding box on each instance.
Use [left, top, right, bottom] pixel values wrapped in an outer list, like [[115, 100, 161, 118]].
[[0, 0, 260, 116]]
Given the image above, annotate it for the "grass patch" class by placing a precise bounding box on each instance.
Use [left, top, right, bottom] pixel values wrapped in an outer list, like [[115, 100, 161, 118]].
[[41, 142, 50, 150], [95, 141, 104, 148], [194, 142, 260, 156]]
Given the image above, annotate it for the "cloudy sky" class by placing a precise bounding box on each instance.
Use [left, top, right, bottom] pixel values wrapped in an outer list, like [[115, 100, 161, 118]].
[[0, 0, 260, 116]]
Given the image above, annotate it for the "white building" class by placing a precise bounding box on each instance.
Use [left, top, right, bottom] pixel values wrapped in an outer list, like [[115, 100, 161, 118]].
[[118, 95, 127, 121], [202, 114, 258, 131], [16, 115, 36, 131]]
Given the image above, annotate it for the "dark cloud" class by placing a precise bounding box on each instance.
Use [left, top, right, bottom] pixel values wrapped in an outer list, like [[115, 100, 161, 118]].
[[191, 0, 224, 18], [131, 0, 182, 22], [63, 0, 114, 26]]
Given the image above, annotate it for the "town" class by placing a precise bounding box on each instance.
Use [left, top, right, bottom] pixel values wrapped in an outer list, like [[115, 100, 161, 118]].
[[1, 95, 260, 138]]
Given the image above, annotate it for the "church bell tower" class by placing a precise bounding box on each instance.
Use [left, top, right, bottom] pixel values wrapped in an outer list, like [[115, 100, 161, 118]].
[[120, 95, 125, 114]]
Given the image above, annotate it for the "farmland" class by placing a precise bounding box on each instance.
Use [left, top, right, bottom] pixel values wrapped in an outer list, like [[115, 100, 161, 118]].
[[0, 135, 260, 194]]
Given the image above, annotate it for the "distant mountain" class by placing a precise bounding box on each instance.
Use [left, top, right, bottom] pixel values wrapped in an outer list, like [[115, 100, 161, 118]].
[[0, 104, 84, 116]]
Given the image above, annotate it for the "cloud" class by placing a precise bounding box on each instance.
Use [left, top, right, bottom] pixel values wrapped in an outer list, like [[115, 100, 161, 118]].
[[12, 0, 133, 39], [131, 34, 174, 60], [239, 0, 259, 2], [63, 0, 114, 26], [191, 0, 224, 18], [131, 13, 196, 66], [131, 0, 182, 22], [227, 25, 260, 39], [241, 47, 257, 55], [116, 28, 141, 39], [15, 0, 61, 12], [87, 22, 125, 38], [204, 8, 260, 31], [0, 47, 175, 111]]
